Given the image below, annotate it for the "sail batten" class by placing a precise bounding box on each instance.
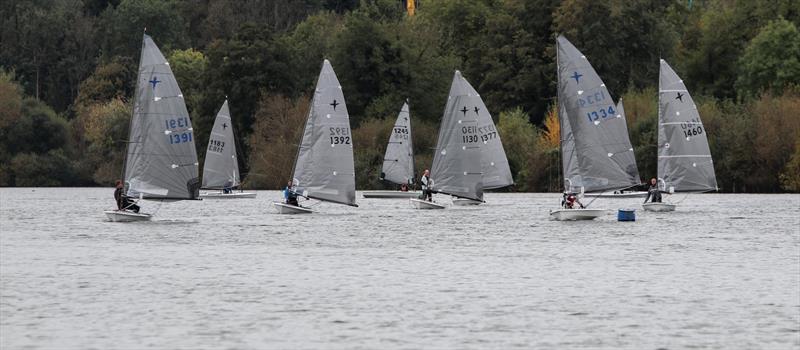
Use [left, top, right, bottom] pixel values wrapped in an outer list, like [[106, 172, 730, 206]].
[[291, 60, 357, 206], [201, 100, 240, 189], [657, 60, 717, 192], [430, 71, 484, 201], [381, 102, 415, 186], [124, 34, 199, 200], [556, 35, 640, 193]]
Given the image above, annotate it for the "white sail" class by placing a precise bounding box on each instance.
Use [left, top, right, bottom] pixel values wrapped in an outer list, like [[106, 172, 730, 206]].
[[124, 34, 199, 199], [556, 35, 640, 193], [381, 101, 414, 186], [291, 60, 357, 206], [430, 71, 483, 201], [658, 60, 717, 192], [201, 100, 240, 189]]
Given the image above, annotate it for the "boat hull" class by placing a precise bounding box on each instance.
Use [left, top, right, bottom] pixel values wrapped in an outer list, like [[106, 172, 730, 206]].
[[410, 198, 446, 209], [104, 210, 152, 222], [452, 198, 482, 206], [362, 190, 421, 198], [272, 202, 313, 214], [200, 191, 257, 199], [549, 208, 607, 221], [584, 191, 648, 198], [642, 202, 676, 212]]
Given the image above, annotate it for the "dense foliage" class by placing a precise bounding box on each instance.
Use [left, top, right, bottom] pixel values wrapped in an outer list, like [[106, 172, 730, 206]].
[[1, 0, 798, 192]]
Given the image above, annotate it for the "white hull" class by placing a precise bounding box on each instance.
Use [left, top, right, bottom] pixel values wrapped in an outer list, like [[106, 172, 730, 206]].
[[362, 190, 420, 198], [549, 208, 607, 221], [584, 191, 648, 198], [452, 198, 482, 206], [410, 198, 446, 209], [104, 210, 152, 222], [200, 191, 257, 199], [272, 202, 313, 214], [642, 202, 676, 212]]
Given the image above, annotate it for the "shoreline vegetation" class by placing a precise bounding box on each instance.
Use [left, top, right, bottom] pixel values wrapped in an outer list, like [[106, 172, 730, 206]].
[[0, 0, 798, 193]]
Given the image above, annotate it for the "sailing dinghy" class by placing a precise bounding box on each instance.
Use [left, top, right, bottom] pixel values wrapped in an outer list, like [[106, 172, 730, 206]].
[[200, 99, 256, 199], [411, 71, 484, 209], [550, 35, 639, 220], [105, 34, 200, 222], [272, 60, 358, 214], [643, 60, 717, 212], [451, 75, 513, 206], [362, 101, 420, 199]]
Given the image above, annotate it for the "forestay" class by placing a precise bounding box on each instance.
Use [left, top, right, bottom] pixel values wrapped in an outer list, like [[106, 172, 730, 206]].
[[381, 101, 414, 186], [291, 60, 357, 206], [464, 76, 514, 189], [201, 100, 240, 189], [658, 59, 717, 192], [556, 35, 640, 193], [124, 34, 199, 200], [430, 71, 483, 201]]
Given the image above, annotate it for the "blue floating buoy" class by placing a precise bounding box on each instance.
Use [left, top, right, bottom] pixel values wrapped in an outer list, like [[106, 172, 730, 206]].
[[617, 209, 636, 222]]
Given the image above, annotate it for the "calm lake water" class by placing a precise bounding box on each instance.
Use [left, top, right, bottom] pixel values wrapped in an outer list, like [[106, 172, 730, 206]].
[[1, 188, 798, 349]]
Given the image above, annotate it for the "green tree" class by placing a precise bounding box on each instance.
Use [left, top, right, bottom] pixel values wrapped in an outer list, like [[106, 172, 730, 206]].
[[99, 0, 187, 60], [496, 108, 537, 190], [736, 18, 800, 98]]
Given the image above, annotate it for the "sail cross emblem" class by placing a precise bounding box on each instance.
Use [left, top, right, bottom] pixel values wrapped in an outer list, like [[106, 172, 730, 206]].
[[149, 76, 161, 90], [330, 99, 339, 110], [571, 71, 583, 84]]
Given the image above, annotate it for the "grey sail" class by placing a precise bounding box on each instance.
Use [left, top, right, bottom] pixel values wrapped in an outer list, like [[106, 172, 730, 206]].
[[460, 76, 514, 189], [291, 59, 357, 206], [124, 34, 199, 199], [201, 100, 240, 189], [559, 97, 581, 192], [430, 71, 484, 201], [611, 98, 641, 185], [381, 101, 414, 186], [658, 59, 717, 192], [556, 35, 640, 193]]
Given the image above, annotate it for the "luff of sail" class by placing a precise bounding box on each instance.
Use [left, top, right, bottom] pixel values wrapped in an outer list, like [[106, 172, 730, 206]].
[[556, 35, 640, 193], [124, 34, 199, 199], [658, 59, 717, 192], [430, 71, 484, 201], [381, 101, 414, 186], [202, 99, 240, 189], [291, 59, 357, 206], [462, 76, 514, 189]]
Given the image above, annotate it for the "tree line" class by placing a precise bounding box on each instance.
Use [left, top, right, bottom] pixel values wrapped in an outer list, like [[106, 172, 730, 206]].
[[0, 0, 798, 192]]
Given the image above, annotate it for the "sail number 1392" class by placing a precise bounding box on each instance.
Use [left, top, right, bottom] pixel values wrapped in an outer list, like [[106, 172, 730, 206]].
[[330, 127, 351, 145]]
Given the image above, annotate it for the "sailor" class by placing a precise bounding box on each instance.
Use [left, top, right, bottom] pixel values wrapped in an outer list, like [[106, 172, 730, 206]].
[[222, 180, 233, 194], [563, 193, 585, 209], [114, 180, 140, 213], [284, 181, 299, 206], [400, 183, 409, 192], [644, 177, 662, 203], [420, 169, 433, 202]]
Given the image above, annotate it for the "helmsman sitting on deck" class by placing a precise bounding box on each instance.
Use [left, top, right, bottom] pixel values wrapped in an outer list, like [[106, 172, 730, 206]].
[[562, 193, 585, 209], [644, 177, 662, 203], [420, 169, 434, 202], [114, 180, 140, 213], [284, 181, 299, 206]]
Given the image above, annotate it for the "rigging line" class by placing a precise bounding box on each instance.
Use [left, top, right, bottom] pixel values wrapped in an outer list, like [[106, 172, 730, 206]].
[[673, 192, 691, 204]]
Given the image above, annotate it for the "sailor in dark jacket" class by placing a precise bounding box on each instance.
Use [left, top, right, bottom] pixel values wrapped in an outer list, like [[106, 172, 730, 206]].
[[114, 180, 140, 213], [644, 177, 662, 203]]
